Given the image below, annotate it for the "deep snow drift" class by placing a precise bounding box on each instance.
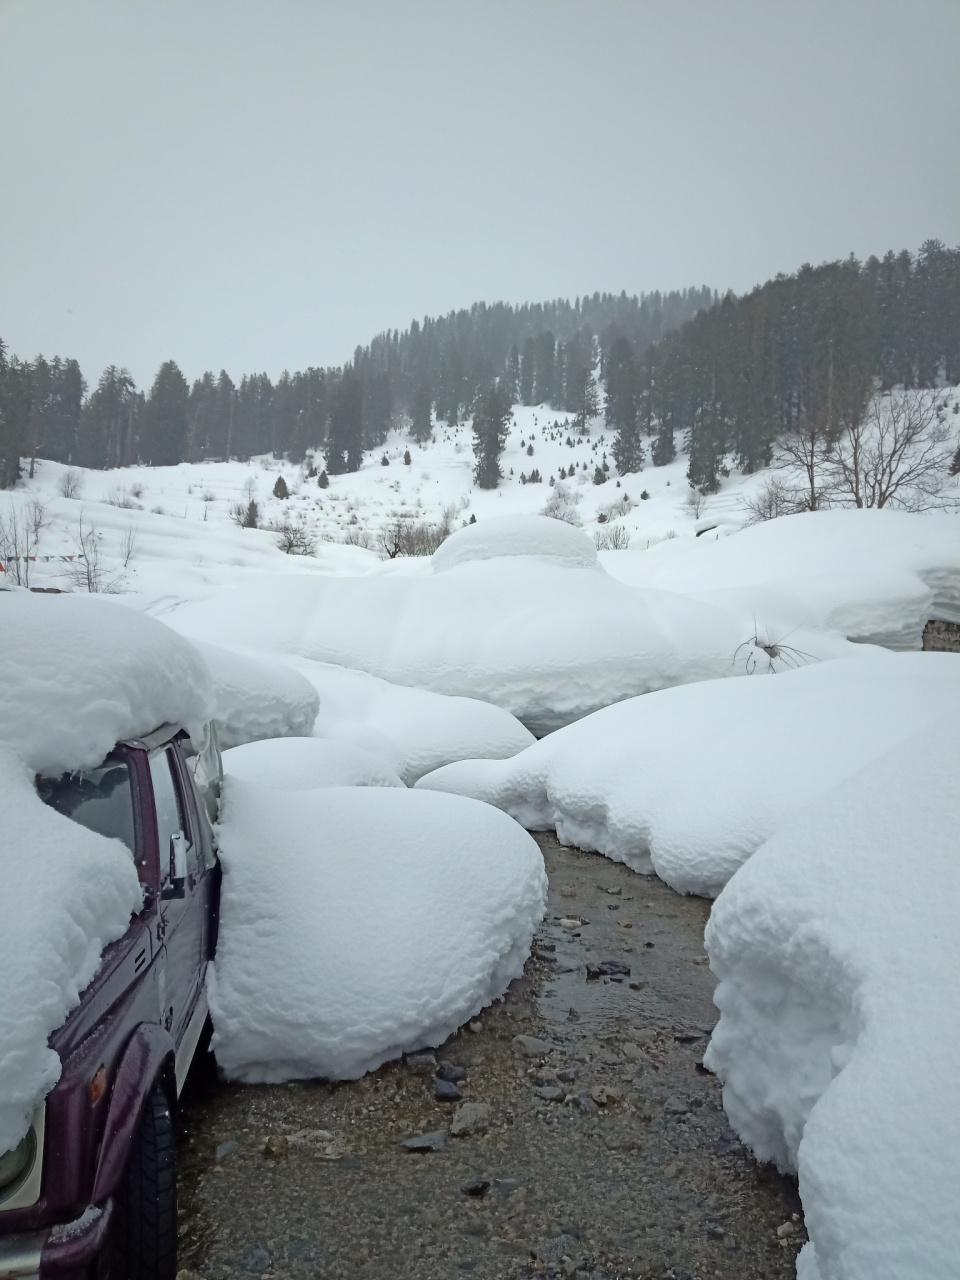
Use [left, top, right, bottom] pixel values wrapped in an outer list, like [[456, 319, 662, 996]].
[[704, 714, 960, 1280], [208, 782, 547, 1082], [191, 640, 320, 749], [602, 508, 960, 651], [416, 652, 960, 897], [286, 655, 535, 782], [0, 591, 215, 1153], [167, 516, 868, 735], [222, 736, 404, 790]]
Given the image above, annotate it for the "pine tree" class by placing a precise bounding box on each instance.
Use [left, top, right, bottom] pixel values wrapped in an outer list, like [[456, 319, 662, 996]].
[[606, 338, 644, 474], [273, 475, 289, 499], [410, 379, 433, 443], [472, 381, 512, 489]]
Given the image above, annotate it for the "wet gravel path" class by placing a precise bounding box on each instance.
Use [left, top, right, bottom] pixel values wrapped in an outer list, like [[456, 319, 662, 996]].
[[177, 833, 805, 1280]]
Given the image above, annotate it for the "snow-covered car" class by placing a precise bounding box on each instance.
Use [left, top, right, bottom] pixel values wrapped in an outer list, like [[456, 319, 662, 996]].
[[0, 721, 222, 1280]]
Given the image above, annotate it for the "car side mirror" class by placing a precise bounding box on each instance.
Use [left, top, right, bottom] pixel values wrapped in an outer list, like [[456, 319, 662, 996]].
[[162, 830, 187, 900]]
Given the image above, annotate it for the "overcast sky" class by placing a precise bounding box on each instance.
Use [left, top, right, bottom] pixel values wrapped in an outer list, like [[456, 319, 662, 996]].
[[1, 0, 958, 387]]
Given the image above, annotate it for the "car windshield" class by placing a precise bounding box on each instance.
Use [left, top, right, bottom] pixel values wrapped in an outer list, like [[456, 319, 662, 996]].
[[36, 758, 137, 857]]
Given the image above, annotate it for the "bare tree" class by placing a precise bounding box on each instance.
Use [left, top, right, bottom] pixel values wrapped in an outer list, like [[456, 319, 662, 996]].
[[684, 489, 708, 519], [120, 522, 139, 568], [741, 476, 809, 525], [63, 514, 125, 593], [272, 517, 317, 556], [828, 389, 956, 511], [0, 499, 46, 586], [594, 523, 631, 550]]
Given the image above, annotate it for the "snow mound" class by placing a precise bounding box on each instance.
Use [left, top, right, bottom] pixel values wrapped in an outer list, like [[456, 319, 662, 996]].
[[431, 514, 597, 572], [0, 591, 214, 1153], [208, 783, 546, 1081], [0, 591, 214, 776], [416, 653, 960, 896], [704, 714, 960, 1280], [603, 508, 960, 651], [190, 640, 319, 750], [285, 657, 534, 783], [167, 560, 866, 735], [222, 736, 403, 790]]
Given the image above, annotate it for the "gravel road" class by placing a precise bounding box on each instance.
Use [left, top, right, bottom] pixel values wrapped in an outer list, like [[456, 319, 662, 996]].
[[177, 833, 805, 1280]]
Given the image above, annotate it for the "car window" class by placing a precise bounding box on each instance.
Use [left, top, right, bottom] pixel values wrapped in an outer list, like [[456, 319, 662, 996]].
[[150, 750, 186, 878], [37, 759, 137, 860]]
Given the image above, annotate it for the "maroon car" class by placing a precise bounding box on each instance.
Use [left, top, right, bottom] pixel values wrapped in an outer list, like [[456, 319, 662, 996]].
[[0, 721, 223, 1280]]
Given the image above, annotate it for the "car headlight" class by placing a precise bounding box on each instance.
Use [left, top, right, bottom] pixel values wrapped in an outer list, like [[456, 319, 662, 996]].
[[0, 1130, 36, 1198], [0, 1107, 44, 1209]]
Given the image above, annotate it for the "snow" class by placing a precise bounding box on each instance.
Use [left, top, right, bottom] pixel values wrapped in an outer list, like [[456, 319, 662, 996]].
[[207, 782, 546, 1082], [190, 640, 320, 750], [601, 508, 960, 651], [0, 591, 214, 1153], [286, 656, 534, 783], [165, 532, 870, 736], [415, 652, 960, 897], [0, 590, 213, 777], [431, 513, 598, 572], [222, 736, 404, 790], [703, 714, 960, 1280]]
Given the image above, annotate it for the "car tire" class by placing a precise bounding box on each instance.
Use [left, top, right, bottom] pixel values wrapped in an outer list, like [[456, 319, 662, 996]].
[[112, 1086, 177, 1280]]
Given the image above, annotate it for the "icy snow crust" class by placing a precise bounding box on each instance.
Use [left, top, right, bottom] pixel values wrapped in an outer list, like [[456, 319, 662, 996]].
[[416, 653, 960, 897], [602, 508, 960, 652], [0, 592, 215, 1153], [222, 736, 404, 790], [704, 715, 960, 1280], [208, 783, 547, 1082]]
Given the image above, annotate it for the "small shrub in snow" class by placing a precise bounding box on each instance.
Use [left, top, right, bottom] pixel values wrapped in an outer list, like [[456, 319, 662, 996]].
[[381, 454, 389, 466], [594, 523, 630, 551], [57, 469, 83, 499], [0, 499, 46, 587], [229, 499, 260, 529], [201, 490, 216, 503], [130, 482, 144, 499], [640, 490, 650, 500], [106, 485, 137, 509]]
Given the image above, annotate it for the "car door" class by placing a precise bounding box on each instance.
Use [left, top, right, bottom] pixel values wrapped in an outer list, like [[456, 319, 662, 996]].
[[150, 745, 205, 1044]]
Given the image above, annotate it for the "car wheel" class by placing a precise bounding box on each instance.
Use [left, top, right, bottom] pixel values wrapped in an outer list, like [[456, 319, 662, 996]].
[[112, 1086, 177, 1280]]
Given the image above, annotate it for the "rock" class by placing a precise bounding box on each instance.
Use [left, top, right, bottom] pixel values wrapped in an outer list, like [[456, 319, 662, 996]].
[[406, 1051, 437, 1073], [556, 1066, 578, 1083], [673, 1031, 702, 1044], [629, 1028, 658, 1046], [493, 1176, 521, 1196], [535, 1085, 564, 1102], [586, 962, 601, 981], [512, 1034, 554, 1057], [777, 1222, 797, 1239], [461, 1177, 490, 1197], [436, 1062, 467, 1083], [707, 1224, 725, 1239], [663, 1160, 681, 1179], [286, 1128, 335, 1147], [537, 1234, 580, 1266], [587, 959, 631, 980], [559, 917, 583, 931], [262, 1134, 289, 1159], [215, 1140, 237, 1160], [559, 885, 577, 898], [433, 1078, 462, 1102], [663, 1096, 689, 1115], [451, 1102, 492, 1137], [402, 1130, 446, 1152], [234, 1242, 272, 1273], [591, 1085, 620, 1106], [577, 1096, 599, 1116], [622, 1043, 643, 1061], [468, 1021, 482, 1034]]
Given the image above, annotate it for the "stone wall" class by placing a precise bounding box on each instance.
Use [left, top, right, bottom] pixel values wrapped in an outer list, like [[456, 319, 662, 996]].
[[922, 619, 960, 653]]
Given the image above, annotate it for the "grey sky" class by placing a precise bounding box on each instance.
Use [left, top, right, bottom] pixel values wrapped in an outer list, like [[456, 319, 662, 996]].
[[1, 0, 958, 388]]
